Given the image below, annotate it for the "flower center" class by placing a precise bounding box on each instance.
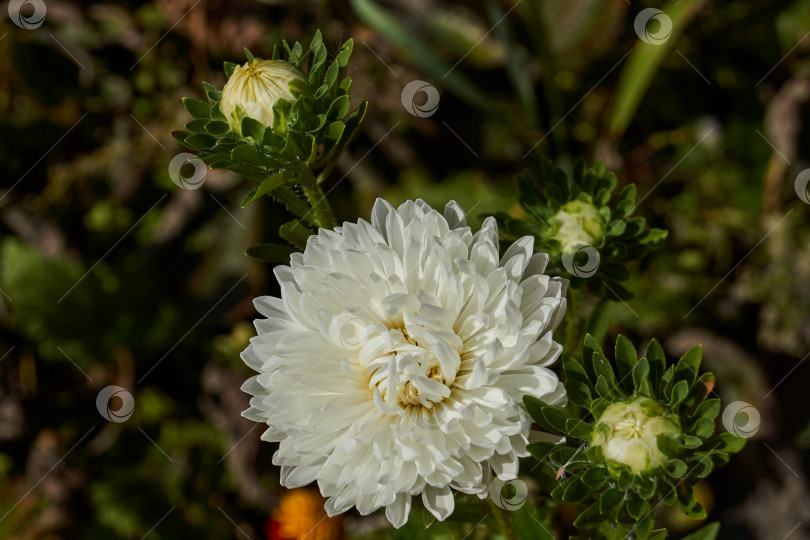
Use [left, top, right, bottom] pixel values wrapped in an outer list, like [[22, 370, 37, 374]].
[[243, 60, 262, 78], [613, 411, 647, 439], [359, 297, 463, 416]]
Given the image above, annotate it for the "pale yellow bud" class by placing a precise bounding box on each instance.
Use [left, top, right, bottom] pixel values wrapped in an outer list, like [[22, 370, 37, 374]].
[[220, 59, 306, 132], [552, 200, 605, 249], [591, 397, 680, 474]]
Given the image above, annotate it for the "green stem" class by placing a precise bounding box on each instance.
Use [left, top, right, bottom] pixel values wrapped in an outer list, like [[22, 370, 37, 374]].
[[563, 288, 580, 354], [300, 168, 338, 230], [584, 298, 614, 353]]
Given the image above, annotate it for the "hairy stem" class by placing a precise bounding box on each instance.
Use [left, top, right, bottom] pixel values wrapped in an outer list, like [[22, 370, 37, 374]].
[[300, 169, 338, 229]]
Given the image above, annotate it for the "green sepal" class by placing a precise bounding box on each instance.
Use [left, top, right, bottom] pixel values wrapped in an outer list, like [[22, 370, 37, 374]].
[[599, 488, 624, 517], [183, 97, 211, 119], [615, 334, 638, 391], [572, 502, 602, 530]]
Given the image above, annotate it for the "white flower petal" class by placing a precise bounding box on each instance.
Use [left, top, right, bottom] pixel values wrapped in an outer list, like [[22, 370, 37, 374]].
[[422, 485, 455, 521]]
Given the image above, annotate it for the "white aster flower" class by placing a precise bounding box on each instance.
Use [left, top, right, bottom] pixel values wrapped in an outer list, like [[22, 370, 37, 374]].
[[591, 397, 681, 474], [241, 199, 568, 527], [220, 59, 306, 132]]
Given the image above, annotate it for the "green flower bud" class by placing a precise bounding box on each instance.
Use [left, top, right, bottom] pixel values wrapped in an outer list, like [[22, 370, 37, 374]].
[[591, 397, 680, 474], [552, 199, 606, 248], [220, 59, 306, 133]]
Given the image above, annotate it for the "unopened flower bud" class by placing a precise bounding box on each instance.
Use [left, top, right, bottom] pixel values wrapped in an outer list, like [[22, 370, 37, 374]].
[[220, 59, 306, 133], [552, 199, 605, 248], [591, 397, 680, 474]]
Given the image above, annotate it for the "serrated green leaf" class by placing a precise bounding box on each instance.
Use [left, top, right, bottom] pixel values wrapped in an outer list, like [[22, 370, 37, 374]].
[[626, 497, 651, 521], [565, 418, 593, 440], [549, 446, 579, 466], [240, 170, 290, 208], [636, 514, 654, 539], [183, 97, 210, 119], [565, 379, 593, 409], [324, 101, 367, 174], [591, 397, 611, 419], [200, 152, 229, 165], [210, 102, 226, 122], [642, 227, 669, 245], [201, 81, 222, 102], [526, 441, 557, 461], [183, 133, 216, 150], [682, 522, 721, 540], [523, 395, 546, 426], [657, 433, 679, 458], [694, 398, 721, 420], [279, 219, 313, 249], [572, 502, 602, 529], [632, 357, 651, 395], [595, 375, 616, 399], [717, 433, 746, 453], [666, 459, 687, 478], [563, 356, 591, 388], [616, 469, 634, 490], [674, 344, 702, 387], [682, 435, 703, 449], [541, 405, 574, 434], [599, 488, 624, 516], [615, 334, 638, 391], [693, 455, 713, 478], [638, 476, 657, 500], [323, 61, 339, 93], [244, 243, 297, 264], [581, 467, 608, 490], [558, 477, 590, 502], [677, 490, 698, 513], [241, 117, 266, 141], [231, 144, 280, 170], [670, 380, 689, 407], [172, 130, 189, 144], [204, 120, 230, 136], [691, 417, 715, 439], [185, 118, 208, 133], [592, 352, 618, 394], [326, 95, 350, 122], [644, 339, 666, 395]]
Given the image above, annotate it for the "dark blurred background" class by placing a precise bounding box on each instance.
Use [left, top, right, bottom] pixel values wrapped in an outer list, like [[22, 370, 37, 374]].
[[0, 0, 809, 538]]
